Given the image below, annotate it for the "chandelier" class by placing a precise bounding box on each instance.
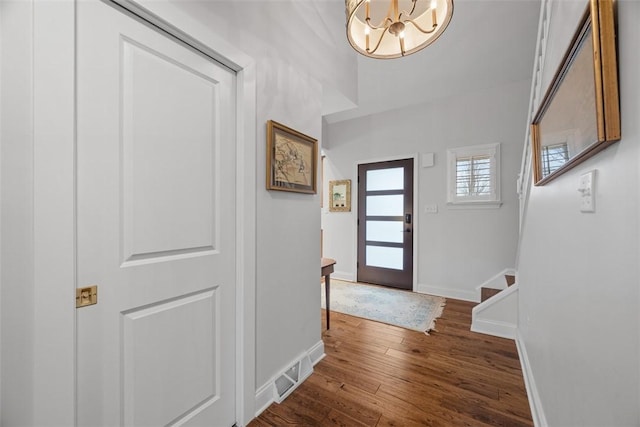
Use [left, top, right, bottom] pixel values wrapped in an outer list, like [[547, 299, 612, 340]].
[[346, 0, 453, 59]]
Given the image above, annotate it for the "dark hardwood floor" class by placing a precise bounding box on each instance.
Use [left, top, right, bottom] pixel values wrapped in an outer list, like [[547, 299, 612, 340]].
[[249, 299, 533, 426]]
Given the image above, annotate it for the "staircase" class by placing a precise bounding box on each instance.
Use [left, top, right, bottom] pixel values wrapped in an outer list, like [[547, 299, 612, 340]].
[[471, 269, 519, 339], [481, 273, 516, 302]]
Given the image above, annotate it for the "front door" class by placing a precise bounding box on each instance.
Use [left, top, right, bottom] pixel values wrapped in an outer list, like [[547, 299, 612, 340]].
[[76, 2, 237, 425], [357, 159, 414, 290]]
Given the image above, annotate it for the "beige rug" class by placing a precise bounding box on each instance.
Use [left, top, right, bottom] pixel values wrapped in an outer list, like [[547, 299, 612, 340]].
[[322, 280, 446, 334]]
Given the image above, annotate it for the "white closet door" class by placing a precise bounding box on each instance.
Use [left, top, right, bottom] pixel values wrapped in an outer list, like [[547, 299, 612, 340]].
[[76, 2, 237, 425]]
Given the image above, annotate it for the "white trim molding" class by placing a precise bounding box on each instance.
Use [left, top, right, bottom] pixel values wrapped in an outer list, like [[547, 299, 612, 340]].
[[416, 283, 478, 302], [471, 318, 517, 340], [515, 0, 551, 265], [333, 270, 356, 282], [308, 340, 326, 366], [474, 267, 516, 301], [472, 283, 519, 340], [254, 340, 325, 419], [516, 332, 548, 427]]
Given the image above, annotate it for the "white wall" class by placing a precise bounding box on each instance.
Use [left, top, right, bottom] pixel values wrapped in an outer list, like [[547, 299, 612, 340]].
[[322, 79, 531, 301], [517, 0, 640, 425], [255, 59, 323, 387], [158, 0, 357, 116]]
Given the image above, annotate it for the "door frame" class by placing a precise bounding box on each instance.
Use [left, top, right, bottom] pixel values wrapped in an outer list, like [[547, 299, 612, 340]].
[[352, 154, 419, 292], [22, 1, 257, 425]]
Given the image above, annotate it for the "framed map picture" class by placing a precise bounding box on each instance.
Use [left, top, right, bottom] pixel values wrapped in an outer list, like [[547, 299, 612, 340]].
[[266, 120, 318, 194]]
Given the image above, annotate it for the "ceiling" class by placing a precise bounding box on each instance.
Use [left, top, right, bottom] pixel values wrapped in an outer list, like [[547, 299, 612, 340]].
[[325, 0, 541, 123], [176, 0, 541, 124]]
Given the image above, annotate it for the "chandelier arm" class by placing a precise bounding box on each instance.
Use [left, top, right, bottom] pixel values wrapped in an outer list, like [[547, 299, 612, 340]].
[[367, 27, 391, 54], [398, 3, 422, 22], [366, 16, 393, 31], [408, 0, 418, 16], [404, 18, 437, 34], [397, 10, 412, 21]]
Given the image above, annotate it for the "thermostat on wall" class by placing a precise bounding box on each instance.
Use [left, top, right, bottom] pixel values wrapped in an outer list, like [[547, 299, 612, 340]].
[[421, 153, 434, 168]]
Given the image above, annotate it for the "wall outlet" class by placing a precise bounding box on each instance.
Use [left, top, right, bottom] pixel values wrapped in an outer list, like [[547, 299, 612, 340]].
[[578, 170, 595, 213]]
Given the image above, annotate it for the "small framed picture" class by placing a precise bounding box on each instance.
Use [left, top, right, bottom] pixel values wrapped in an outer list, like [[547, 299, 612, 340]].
[[329, 180, 351, 212], [266, 120, 318, 194]]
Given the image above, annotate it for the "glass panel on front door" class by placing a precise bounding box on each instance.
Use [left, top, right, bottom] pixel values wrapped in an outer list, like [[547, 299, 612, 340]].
[[366, 195, 404, 216], [366, 167, 404, 191], [366, 221, 404, 243], [357, 159, 414, 290], [366, 246, 404, 270]]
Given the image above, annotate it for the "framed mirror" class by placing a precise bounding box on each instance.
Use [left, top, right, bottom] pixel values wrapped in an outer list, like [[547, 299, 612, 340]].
[[531, 0, 620, 185]]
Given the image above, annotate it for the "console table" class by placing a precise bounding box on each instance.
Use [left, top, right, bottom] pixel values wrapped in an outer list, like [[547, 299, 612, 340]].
[[321, 257, 336, 330]]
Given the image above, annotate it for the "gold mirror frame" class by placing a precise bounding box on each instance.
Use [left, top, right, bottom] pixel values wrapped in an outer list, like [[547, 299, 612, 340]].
[[531, 0, 620, 185]]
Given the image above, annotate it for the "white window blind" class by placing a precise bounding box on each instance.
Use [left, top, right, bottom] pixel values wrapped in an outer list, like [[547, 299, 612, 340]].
[[447, 143, 501, 207], [541, 143, 569, 176], [455, 155, 491, 197]]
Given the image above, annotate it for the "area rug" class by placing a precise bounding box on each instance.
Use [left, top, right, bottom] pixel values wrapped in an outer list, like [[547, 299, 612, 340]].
[[321, 280, 446, 334]]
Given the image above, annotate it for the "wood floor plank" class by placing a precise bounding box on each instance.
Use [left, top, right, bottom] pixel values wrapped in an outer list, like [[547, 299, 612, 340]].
[[374, 386, 489, 427], [298, 374, 382, 426], [249, 297, 533, 427], [263, 390, 332, 425], [321, 409, 370, 427], [314, 359, 382, 394]]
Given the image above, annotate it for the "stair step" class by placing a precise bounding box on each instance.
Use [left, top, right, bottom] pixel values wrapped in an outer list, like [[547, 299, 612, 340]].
[[505, 274, 516, 286], [481, 287, 501, 302]]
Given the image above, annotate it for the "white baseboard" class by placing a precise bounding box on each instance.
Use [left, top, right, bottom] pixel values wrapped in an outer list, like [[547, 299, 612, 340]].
[[308, 340, 325, 366], [253, 339, 324, 418], [332, 270, 355, 282], [470, 318, 516, 340], [254, 382, 274, 418], [416, 283, 478, 302], [515, 332, 548, 427]]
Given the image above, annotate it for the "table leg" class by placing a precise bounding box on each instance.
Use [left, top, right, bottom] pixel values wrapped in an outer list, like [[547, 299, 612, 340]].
[[324, 274, 330, 330]]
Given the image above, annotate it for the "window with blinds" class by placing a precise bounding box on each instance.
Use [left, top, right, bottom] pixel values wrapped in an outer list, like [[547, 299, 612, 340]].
[[447, 143, 501, 207], [541, 143, 569, 176], [456, 155, 491, 197]]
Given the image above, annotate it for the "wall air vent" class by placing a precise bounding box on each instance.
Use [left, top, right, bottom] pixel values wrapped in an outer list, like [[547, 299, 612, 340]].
[[273, 353, 313, 403]]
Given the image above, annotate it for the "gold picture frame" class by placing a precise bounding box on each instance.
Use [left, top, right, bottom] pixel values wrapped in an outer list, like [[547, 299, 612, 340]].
[[329, 180, 351, 212], [266, 120, 318, 194], [531, 0, 620, 185]]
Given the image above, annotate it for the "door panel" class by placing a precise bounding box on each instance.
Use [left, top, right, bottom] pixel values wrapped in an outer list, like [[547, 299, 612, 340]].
[[357, 159, 414, 289], [76, 2, 236, 426], [122, 38, 218, 261], [121, 290, 218, 426]]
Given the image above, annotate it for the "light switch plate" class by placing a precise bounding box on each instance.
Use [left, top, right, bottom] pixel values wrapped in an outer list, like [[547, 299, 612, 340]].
[[424, 204, 438, 214], [579, 170, 595, 213]]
